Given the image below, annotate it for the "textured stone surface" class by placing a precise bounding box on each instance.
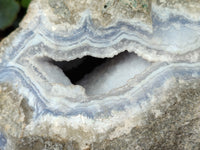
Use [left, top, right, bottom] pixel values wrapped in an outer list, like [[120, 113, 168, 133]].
[[92, 79, 200, 149], [0, 0, 200, 149], [48, 0, 151, 27]]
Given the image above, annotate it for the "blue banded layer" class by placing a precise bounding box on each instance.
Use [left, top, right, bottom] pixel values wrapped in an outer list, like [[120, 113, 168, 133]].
[[0, 62, 200, 119], [1, 11, 200, 66]]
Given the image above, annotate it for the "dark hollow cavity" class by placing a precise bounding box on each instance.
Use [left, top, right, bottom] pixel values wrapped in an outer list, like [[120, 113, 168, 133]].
[[48, 51, 151, 96], [51, 56, 108, 84]]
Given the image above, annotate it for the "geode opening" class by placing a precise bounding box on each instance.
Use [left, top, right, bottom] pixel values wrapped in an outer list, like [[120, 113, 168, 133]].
[[51, 56, 108, 84], [48, 51, 152, 96]]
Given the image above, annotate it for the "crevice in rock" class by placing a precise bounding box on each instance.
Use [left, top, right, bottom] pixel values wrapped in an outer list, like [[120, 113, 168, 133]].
[[20, 98, 33, 124]]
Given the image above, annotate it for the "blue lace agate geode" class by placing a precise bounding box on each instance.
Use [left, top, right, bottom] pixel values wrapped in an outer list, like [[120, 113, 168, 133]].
[[1, 0, 200, 149]]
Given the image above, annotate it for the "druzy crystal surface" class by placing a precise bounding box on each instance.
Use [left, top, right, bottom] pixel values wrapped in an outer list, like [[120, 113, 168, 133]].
[[0, 0, 200, 149]]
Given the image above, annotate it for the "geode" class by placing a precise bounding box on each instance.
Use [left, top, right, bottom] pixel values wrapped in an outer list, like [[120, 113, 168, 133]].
[[0, 0, 200, 149]]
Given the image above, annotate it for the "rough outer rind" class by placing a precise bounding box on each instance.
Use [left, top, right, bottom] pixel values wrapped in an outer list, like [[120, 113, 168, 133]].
[[91, 79, 200, 150], [0, 83, 33, 150], [48, 0, 151, 27]]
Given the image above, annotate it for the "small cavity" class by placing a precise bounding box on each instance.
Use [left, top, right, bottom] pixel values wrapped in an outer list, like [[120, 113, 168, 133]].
[[49, 51, 152, 96]]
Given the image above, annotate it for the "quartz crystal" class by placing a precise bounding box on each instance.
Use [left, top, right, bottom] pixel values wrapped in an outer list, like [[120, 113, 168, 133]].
[[0, 0, 200, 149]]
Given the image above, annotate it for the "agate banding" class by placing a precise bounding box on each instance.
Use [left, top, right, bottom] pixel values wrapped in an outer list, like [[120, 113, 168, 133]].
[[1, 0, 200, 149]]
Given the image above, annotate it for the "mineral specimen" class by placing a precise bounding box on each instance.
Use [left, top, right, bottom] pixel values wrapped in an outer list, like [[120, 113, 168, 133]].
[[0, 0, 200, 149]]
